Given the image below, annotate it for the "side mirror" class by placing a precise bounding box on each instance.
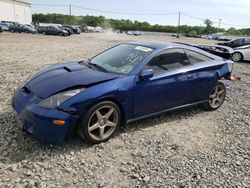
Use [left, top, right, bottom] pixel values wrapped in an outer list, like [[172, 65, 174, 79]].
[[140, 69, 154, 80]]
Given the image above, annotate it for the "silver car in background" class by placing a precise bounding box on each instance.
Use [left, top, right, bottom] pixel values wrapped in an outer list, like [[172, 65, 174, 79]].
[[232, 45, 250, 62]]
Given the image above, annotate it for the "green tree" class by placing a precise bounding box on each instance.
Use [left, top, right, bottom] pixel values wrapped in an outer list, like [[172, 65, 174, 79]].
[[31, 13, 250, 36], [203, 19, 213, 34], [189, 30, 197, 35], [225, 27, 242, 35]]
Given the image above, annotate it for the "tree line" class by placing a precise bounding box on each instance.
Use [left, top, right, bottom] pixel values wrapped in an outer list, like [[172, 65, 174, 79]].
[[32, 13, 250, 36]]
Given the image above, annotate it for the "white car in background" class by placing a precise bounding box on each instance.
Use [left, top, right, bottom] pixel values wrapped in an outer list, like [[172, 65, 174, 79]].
[[232, 45, 250, 62], [127, 31, 133, 35]]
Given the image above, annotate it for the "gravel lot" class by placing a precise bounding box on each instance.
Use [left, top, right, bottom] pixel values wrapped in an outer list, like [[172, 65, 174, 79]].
[[0, 32, 249, 187]]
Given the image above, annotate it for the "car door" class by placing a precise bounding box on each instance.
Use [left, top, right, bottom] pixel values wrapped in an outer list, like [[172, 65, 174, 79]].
[[132, 48, 197, 118], [16, 25, 21, 32], [239, 45, 250, 60], [47, 26, 54, 35], [245, 46, 250, 60], [21, 25, 26, 32]]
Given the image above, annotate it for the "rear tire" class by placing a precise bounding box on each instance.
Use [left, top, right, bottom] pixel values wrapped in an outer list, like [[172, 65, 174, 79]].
[[78, 101, 121, 144], [203, 81, 226, 111], [232, 52, 243, 62], [42, 31, 46, 35], [11, 29, 14, 33]]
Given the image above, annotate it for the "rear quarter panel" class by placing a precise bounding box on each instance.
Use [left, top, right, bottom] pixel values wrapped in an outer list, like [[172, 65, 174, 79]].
[[185, 59, 233, 102]]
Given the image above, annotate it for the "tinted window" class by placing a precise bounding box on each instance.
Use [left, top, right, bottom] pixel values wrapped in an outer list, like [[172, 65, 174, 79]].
[[233, 38, 244, 44], [185, 50, 213, 64], [244, 38, 250, 43], [145, 48, 190, 74]]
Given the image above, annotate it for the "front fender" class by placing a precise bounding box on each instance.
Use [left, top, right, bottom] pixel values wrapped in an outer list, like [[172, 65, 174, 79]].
[[59, 75, 135, 122]]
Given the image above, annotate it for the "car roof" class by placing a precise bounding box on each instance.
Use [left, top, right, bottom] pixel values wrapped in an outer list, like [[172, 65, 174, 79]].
[[126, 41, 188, 50], [126, 41, 223, 60]]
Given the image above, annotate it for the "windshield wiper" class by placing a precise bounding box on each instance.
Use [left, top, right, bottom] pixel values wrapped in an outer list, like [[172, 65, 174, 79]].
[[88, 62, 108, 72], [79, 58, 91, 65]]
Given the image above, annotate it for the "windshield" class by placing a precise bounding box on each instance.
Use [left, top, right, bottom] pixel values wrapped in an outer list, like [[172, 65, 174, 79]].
[[89, 44, 154, 74]]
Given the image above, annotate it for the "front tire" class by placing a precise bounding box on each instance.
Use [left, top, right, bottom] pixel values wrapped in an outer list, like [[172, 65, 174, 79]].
[[232, 52, 243, 62], [78, 101, 121, 144], [203, 81, 226, 111]]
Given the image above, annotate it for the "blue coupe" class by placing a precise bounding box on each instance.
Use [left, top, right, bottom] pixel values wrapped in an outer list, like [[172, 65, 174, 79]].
[[12, 41, 234, 144]]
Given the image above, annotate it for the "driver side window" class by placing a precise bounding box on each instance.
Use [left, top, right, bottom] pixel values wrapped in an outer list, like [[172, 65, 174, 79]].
[[234, 38, 243, 44], [145, 48, 190, 74]]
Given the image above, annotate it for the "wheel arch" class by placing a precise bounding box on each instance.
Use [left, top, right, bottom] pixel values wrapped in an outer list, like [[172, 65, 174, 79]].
[[78, 96, 127, 126], [67, 96, 126, 139]]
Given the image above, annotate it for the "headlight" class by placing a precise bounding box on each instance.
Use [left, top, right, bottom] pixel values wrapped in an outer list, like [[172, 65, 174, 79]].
[[39, 88, 84, 108]]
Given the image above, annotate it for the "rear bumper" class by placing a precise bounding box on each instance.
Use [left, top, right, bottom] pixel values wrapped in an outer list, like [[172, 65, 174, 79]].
[[12, 87, 78, 144]]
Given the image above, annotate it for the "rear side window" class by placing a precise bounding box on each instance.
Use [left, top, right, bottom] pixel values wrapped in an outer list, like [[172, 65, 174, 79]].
[[185, 50, 213, 64], [145, 48, 190, 74], [244, 38, 250, 43], [233, 38, 244, 44]]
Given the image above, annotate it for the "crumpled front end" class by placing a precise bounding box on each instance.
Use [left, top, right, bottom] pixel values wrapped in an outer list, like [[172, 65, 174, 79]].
[[12, 86, 78, 144]]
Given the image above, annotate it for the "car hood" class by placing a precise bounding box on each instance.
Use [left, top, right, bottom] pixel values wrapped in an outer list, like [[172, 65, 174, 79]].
[[26, 61, 120, 99]]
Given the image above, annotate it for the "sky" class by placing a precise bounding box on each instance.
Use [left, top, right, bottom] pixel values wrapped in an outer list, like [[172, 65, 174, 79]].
[[26, 0, 250, 29]]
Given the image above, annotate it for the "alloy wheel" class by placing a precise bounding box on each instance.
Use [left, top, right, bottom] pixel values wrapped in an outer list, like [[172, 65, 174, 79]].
[[208, 84, 226, 108], [87, 105, 118, 141], [232, 52, 242, 62]]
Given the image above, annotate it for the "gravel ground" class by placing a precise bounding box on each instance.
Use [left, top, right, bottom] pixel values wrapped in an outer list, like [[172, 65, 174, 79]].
[[0, 32, 249, 187]]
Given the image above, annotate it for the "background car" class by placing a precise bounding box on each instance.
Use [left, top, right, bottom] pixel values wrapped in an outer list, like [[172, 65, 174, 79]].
[[133, 31, 143, 36], [12, 41, 233, 144], [232, 45, 250, 62], [197, 45, 234, 60], [24, 24, 37, 34], [60, 26, 73, 35], [38, 26, 69, 36], [217, 37, 250, 48], [9, 24, 24, 33], [63, 25, 81, 34], [9, 24, 37, 34], [0, 22, 10, 31], [175, 42, 234, 60], [127, 31, 133, 35]]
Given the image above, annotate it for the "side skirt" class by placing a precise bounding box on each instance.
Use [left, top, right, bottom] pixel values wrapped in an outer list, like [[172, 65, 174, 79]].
[[126, 100, 207, 124]]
